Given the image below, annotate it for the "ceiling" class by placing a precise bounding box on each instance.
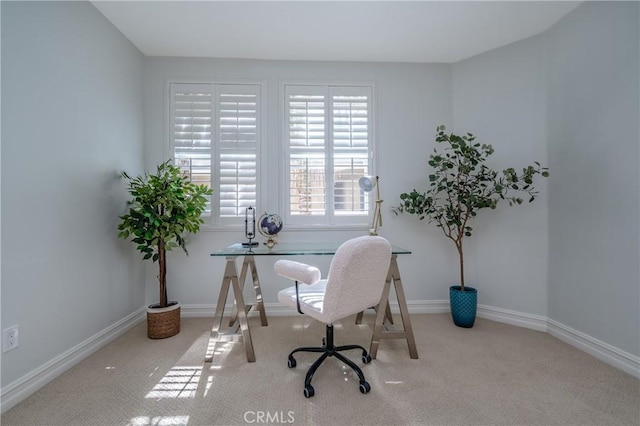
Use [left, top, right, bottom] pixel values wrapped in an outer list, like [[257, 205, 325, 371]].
[[92, 1, 580, 64]]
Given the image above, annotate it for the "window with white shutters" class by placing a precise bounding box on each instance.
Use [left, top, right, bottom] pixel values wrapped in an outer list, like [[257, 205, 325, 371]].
[[170, 82, 261, 226], [285, 84, 373, 226]]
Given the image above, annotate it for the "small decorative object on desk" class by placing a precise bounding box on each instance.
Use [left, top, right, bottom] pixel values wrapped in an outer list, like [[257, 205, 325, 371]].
[[258, 212, 283, 248], [242, 206, 259, 248]]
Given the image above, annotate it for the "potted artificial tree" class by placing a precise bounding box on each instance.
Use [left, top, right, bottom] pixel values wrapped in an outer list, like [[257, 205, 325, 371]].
[[118, 160, 212, 338], [394, 125, 548, 328]]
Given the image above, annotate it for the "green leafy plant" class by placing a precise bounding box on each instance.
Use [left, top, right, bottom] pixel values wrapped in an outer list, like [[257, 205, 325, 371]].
[[394, 125, 549, 291], [117, 160, 213, 308]]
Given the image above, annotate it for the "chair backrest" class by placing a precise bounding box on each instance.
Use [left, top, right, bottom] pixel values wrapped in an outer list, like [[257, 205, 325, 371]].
[[322, 235, 392, 324]]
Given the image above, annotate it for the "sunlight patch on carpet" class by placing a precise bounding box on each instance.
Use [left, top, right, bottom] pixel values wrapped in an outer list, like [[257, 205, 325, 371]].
[[204, 336, 237, 362], [128, 415, 189, 425], [145, 366, 202, 399]]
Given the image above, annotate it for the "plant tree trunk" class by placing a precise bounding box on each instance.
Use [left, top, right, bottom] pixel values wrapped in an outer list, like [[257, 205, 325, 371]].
[[456, 241, 465, 291], [158, 241, 168, 308]]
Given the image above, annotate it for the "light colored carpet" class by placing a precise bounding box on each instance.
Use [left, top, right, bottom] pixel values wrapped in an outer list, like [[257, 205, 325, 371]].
[[2, 313, 639, 426]]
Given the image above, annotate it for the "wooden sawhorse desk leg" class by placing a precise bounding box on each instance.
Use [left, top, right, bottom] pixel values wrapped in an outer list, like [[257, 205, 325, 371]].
[[205, 256, 259, 363], [369, 255, 419, 359]]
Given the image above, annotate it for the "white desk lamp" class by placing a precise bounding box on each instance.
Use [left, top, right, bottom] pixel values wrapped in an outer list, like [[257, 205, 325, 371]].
[[359, 175, 383, 236]]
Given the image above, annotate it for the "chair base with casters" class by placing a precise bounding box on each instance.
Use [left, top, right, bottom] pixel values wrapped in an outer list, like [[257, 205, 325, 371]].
[[287, 323, 372, 398], [275, 236, 392, 398]]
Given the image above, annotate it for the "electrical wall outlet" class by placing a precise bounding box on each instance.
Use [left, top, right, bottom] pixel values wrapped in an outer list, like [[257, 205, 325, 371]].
[[3, 325, 19, 353]]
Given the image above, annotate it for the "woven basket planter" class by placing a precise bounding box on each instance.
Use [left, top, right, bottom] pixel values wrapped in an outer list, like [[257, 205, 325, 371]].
[[147, 302, 180, 339]]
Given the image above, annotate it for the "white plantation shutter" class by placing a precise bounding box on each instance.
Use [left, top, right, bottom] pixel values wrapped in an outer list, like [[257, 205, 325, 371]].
[[171, 84, 214, 214], [332, 87, 370, 216], [285, 84, 372, 225], [217, 86, 259, 219], [286, 86, 327, 217], [170, 82, 261, 225]]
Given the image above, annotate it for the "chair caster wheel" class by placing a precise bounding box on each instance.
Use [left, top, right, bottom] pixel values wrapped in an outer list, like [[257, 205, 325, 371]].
[[287, 356, 296, 368], [303, 385, 315, 398], [359, 381, 371, 394], [362, 353, 372, 364]]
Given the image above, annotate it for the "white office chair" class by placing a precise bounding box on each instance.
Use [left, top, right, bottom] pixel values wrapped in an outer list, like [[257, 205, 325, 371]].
[[275, 235, 392, 398]]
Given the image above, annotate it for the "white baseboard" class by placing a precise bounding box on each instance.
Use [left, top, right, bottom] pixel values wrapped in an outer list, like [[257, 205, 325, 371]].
[[180, 303, 219, 317], [547, 318, 640, 379], [398, 299, 450, 314], [477, 304, 548, 332], [0, 307, 146, 414]]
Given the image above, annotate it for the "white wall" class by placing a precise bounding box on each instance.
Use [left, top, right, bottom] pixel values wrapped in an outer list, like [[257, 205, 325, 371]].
[[451, 35, 550, 316], [144, 58, 454, 307], [546, 2, 640, 356], [1, 1, 145, 391]]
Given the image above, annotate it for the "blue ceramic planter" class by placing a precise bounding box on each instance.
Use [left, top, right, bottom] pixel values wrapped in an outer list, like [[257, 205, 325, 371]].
[[449, 285, 477, 328]]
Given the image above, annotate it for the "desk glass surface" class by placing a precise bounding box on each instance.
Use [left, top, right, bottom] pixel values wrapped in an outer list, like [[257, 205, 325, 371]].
[[211, 242, 411, 257]]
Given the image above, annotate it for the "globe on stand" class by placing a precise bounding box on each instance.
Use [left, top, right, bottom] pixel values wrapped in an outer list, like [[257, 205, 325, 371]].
[[258, 213, 283, 248]]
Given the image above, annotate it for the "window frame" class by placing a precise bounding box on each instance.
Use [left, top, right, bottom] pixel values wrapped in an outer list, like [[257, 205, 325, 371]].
[[280, 82, 376, 229], [166, 80, 266, 229]]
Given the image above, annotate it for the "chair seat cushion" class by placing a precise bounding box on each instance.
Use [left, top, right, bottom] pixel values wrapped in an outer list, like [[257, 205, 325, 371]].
[[278, 280, 329, 323]]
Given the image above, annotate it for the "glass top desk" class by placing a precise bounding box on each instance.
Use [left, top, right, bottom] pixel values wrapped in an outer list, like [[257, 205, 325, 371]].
[[206, 242, 418, 363]]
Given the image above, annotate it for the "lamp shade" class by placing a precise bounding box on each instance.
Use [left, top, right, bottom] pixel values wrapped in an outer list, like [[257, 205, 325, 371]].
[[358, 175, 376, 192]]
